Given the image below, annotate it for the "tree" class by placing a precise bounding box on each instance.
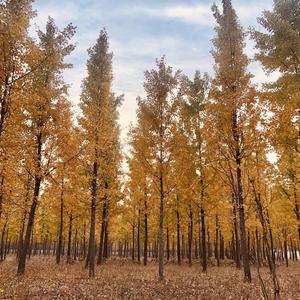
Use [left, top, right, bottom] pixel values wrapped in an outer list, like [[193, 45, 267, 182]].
[[211, 0, 256, 282], [178, 71, 211, 271], [0, 0, 36, 224], [252, 0, 300, 241], [79, 29, 122, 277], [135, 57, 180, 280], [17, 18, 75, 274]]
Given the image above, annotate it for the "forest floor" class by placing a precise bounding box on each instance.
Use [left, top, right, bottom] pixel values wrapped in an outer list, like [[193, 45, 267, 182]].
[[0, 256, 299, 300]]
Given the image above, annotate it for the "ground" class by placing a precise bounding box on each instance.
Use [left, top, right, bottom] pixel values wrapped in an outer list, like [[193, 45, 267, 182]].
[[0, 257, 299, 299]]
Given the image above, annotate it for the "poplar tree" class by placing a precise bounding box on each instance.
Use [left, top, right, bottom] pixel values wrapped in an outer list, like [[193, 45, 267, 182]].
[[0, 0, 35, 224], [211, 0, 255, 282], [136, 57, 180, 280], [79, 29, 121, 277], [252, 0, 300, 241], [17, 18, 75, 274], [177, 71, 210, 271]]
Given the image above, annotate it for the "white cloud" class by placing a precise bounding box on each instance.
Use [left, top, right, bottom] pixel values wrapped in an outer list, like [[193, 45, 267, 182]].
[[30, 0, 276, 149], [32, 2, 80, 29], [139, 0, 273, 28], [163, 5, 214, 26]]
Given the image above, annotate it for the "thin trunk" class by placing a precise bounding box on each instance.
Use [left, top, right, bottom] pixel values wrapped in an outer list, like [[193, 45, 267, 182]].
[[132, 221, 135, 261], [237, 164, 251, 281], [56, 175, 64, 264], [137, 208, 141, 262], [176, 208, 181, 265], [88, 160, 97, 277], [158, 167, 164, 280], [201, 206, 207, 272], [256, 228, 261, 267], [252, 181, 280, 299], [67, 213, 73, 263], [103, 220, 108, 260], [283, 231, 288, 267], [0, 220, 7, 261], [97, 192, 108, 265], [233, 111, 251, 282], [166, 225, 170, 261], [232, 194, 241, 268], [17, 130, 42, 275], [188, 208, 193, 266], [0, 176, 4, 224], [292, 179, 300, 241], [215, 214, 220, 267], [144, 192, 148, 266]]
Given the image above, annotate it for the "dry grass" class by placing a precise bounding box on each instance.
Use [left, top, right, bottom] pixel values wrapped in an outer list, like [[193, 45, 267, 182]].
[[0, 256, 299, 299]]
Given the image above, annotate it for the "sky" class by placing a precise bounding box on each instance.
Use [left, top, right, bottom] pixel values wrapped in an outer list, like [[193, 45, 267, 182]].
[[31, 0, 276, 147]]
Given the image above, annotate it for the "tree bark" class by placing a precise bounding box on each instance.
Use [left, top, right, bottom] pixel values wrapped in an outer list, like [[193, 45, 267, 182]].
[[176, 208, 181, 265], [88, 160, 97, 277], [215, 214, 220, 267], [56, 174, 64, 264], [158, 165, 164, 280], [137, 208, 141, 262], [143, 192, 148, 266], [97, 192, 108, 265], [67, 213, 73, 263], [200, 206, 207, 272], [233, 110, 251, 282], [166, 225, 170, 261], [131, 221, 135, 261], [188, 208, 193, 266]]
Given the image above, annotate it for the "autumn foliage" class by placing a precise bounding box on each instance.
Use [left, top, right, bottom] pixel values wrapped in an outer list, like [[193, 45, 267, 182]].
[[0, 0, 299, 299]]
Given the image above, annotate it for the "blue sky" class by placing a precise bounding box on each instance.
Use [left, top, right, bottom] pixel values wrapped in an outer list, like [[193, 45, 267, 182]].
[[31, 0, 275, 144]]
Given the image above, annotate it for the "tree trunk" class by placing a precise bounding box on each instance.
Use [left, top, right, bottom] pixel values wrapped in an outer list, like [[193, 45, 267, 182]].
[[56, 175, 64, 264], [201, 206, 207, 272], [292, 179, 300, 241], [252, 184, 280, 299], [158, 170, 164, 280], [67, 213, 73, 263], [0, 176, 4, 223], [237, 164, 251, 281], [255, 228, 261, 267], [0, 220, 7, 261], [188, 208, 193, 266], [17, 183, 40, 274], [166, 225, 170, 261], [17, 131, 42, 275], [176, 209, 181, 265], [131, 222, 135, 261], [144, 192, 148, 266], [88, 160, 97, 277], [233, 111, 251, 282], [103, 220, 108, 260], [215, 215, 220, 267], [232, 193, 241, 268], [17, 176, 31, 259], [97, 193, 108, 265], [137, 208, 141, 262], [283, 230, 288, 267]]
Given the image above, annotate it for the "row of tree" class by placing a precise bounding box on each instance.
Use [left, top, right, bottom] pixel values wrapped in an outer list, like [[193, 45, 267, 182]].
[[0, 1, 299, 297], [0, 0, 122, 278]]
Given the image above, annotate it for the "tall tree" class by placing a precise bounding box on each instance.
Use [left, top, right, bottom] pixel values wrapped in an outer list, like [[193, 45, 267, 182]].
[[252, 0, 300, 241], [17, 18, 75, 274], [0, 0, 35, 224], [79, 29, 121, 277], [136, 57, 180, 280], [177, 71, 211, 271], [211, 0, 255, 282]]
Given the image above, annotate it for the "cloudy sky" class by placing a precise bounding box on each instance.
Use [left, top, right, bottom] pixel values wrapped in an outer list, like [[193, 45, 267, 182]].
[[31, 0, 275, 145]]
